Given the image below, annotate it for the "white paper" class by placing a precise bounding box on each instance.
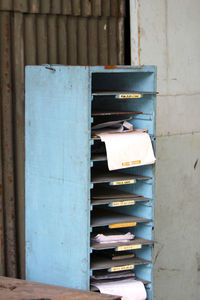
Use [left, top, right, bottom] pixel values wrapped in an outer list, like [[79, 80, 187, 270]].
[[99, 132, 156, 171], [91, 231, 134, 244], [92, 118, 133, 135], [91, 279, 147, 300]]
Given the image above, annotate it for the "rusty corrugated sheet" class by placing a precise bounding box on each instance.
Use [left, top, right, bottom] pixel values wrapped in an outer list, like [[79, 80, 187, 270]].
[[0, 0, 126, 17], [23, 13, 125, 66], [0, 0, 127, 279], [0, 100, 5, 276], [0, 12, 18, 278], [11, 10, 25, 281]]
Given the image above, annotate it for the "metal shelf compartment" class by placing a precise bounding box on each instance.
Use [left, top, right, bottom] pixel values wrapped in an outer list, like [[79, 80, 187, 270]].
[[26, 65, 156, 299]]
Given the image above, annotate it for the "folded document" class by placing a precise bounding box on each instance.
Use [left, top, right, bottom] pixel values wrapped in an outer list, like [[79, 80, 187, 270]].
[[99, 132, 156, 171], [92, 118, 133, 135]]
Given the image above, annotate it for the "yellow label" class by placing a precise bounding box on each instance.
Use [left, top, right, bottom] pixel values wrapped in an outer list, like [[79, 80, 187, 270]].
[[110, 179, 136, 186], [109, 222, 137, 229], [111, 200, 135, 207], [122, 162, 131, 167], [122, 160, 141, 167], [131, 160, 141, 165], [117, 244, 142, 251], [119, 94, 142, 99], [110, 265, 134, 272]]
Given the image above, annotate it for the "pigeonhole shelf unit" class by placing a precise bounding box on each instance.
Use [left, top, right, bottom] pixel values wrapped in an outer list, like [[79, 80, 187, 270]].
[[25, 65, 157, 299]]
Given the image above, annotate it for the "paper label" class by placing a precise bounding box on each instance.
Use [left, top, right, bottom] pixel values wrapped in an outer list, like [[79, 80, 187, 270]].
[[117, 244, 142, 251], [119, 94, 142, 99], [110, 265, 134, 272], [109, 222, 137, 229], [122, 160, 141, 167], [110, 179, 136, 186], [110, 200, 135, 207]]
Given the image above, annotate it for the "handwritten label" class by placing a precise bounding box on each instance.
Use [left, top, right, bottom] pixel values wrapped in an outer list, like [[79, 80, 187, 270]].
[[109, 222, 137, 229], [122, 160, 141, 167], [117, 244, 142, 251], [110, 179, 136, 186], [110, 200, 135, 207], [119, 94, 142, 99], [109, 265, 134, 272]]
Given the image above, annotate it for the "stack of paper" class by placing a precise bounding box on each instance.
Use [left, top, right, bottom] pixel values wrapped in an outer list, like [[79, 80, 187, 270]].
[[91, 270, 135, 281], [91, 231, 134, 244]]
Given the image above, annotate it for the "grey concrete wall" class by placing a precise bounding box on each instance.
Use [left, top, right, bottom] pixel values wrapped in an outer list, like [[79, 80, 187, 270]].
[[138, 0, 200, 299]]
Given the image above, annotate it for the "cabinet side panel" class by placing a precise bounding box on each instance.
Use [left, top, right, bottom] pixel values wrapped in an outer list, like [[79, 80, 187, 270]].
[[25, 66, 90, 289]]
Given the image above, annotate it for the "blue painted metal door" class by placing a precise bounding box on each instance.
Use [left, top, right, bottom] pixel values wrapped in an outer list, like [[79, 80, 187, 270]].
[[26, 66, 91, 289]]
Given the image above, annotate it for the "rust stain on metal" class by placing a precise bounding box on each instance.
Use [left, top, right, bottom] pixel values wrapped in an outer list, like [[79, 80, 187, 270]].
[[5, 22, 9, 41], [111, 0, 118, 17], [8, 176, 12, 184], [104, 65, 116, 69]]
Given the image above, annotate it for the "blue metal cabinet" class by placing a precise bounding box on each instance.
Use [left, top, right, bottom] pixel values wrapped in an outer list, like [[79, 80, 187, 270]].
[[25, 65, 156, 299]]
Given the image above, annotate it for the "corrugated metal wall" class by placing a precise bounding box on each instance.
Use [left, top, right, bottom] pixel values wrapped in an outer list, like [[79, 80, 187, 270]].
[[0, 0, 127, 279]]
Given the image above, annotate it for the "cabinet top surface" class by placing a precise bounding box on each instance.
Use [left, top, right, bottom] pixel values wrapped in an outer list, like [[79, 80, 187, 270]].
[[25, 65, 157, 73]]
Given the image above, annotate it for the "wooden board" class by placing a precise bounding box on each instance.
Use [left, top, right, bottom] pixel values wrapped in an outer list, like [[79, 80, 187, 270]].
[[0, 276, 120, 300]]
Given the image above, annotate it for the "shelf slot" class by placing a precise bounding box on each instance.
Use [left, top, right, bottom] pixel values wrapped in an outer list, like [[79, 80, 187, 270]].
[[91, 237, 153, 251], [91, 169, 151, 185], [92, 91, 157, 97], [90, 256, 150, 271], [91, 133, 154, 142], [91, 153, 107, 162], [91, 209, 151, 228], [92, 110, 142, 117], [90, 278, 151, 294], [91, 186, 151, 206], [91, 197, 150, 207], [91, 186, 149, 200]]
